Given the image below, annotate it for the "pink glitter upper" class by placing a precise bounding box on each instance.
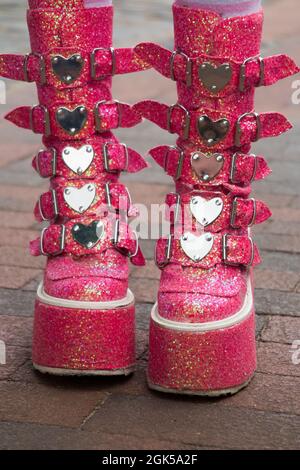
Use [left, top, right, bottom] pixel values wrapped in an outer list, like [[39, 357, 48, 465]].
[[1, 1, 147, 302], [134, 4, 299, 324]]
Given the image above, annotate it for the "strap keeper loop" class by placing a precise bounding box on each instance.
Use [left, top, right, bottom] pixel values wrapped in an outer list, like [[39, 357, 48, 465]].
[[155, 234, 173, 268], [170, 50, 192, 87], [30, 105, 51, 137], [163, 145, 184, 180], [40, 224, 65, 257], [239, 56, 264, 92], [90, 47, 116, 80], [94, 100, 122, 132], [167, 103, 191, 140], [235, 112, 261, 147], [103, 142, 128, 173], [223, 234, 255, 267], [23, 52, 46, 85]]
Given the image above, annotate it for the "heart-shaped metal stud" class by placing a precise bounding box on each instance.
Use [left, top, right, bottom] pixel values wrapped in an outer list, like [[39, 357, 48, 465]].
[[56, 106, 87, 136], [72, 221, 104, 249], [190, 196, 223, 226], [199, 62, 232, 93], [197, 115, 230, 147], [51, 54, 84, 84], [191, 152, 224, 182], [64, 183, 96, 214], [62, 145, 94, 175], [180, 232, 214, 262]]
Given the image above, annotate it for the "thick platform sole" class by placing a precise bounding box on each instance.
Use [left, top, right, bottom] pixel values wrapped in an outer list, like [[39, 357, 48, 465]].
[[32, 283, 136, 376], [148, 279, 256, 396]]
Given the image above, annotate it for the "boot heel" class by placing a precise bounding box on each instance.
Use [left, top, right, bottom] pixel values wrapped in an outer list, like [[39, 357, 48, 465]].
[[148, 286, 256, 396], [32, 283, 135, 376]]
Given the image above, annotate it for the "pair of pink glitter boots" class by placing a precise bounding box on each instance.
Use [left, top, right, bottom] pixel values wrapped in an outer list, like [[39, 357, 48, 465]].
[[1, 0, 298, 396]]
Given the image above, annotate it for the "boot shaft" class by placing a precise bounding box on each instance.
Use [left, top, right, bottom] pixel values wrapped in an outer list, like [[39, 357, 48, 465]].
[[172, 4, 263, 60], [27, 2, 113, 53], [172, 4, 263, 112]]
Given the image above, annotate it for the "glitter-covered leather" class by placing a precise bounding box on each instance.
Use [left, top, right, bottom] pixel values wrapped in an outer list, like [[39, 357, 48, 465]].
[[0, 48, 147, 87], [164, 190, 271, 229], [150, 146, 271, 187], [6, 101, 142, 139], [32, 138, 146, 180], [34, 182, 136, 222], [30, 216, 143, 264], [134, 4, 299, 325], [135, 44, 299, 106], [1, 1, 146, 304], [133, 102, 291, 150]]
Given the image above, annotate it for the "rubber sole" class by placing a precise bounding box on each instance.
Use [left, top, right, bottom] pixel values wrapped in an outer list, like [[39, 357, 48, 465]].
[[33, 363, 135, 377], [32, 283, 136, 376], [148, 376, 253, 397], [147, 278, 256, 395]]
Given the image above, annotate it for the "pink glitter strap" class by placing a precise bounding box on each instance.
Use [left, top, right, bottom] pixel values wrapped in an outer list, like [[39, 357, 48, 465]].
[[5, 101, 142, 139], [150, 145, 271, 186], [34, 182, 135, 222], [164, 191, 271, 230], [135, 43, 299, 95], [134, 101, 292, 150], [155, 233, 260, 269], [30, 216, 145, 266], [32, 140, 147, 179], [0, 48, 148, 87]]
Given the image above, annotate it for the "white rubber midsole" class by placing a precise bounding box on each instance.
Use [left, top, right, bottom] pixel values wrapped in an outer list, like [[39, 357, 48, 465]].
[[36, 282, 134, 310], [151, 277, 253, 332], [33, 363, 135, 376]]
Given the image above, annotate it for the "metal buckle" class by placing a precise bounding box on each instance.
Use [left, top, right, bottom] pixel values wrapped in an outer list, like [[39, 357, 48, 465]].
[[103, 142, 128, 173], [229, 152, 239, 184], [30, 105, 51, 137], [112, 218, 139, 258], [155, 234, 173, 268], [167, 192, 181, 224], [250, 154, 258, 182], [94, 99, 122, 132], [230, 152, 258, 184], [230, 197, 257, 228], [248, 198, 257, 227], [235, 112, 261, 147], [38, 189, 58, 221], [230, 197, 239, 229], [163, 145, 184, 180], [170, 50, 192, 87], [112, 218, 120, 246], [23, 52, 46, 85], [239, 56, 264, 92], [105, 182, 114, 212], [36, 148, 57, 178], [90, 47, 116, 80], [128, 231, 139, 258], [167, 103, 191, 140], [222, 233, 255, 267], [35, 149, 45, 178], [40, 224, 66, 256]]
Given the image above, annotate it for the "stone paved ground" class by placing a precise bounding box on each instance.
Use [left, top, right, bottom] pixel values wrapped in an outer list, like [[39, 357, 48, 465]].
[[0, 0, 299, 450]]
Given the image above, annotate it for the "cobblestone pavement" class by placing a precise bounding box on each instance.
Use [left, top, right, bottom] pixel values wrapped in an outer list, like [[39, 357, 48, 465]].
[[0, 0, 299, 450]]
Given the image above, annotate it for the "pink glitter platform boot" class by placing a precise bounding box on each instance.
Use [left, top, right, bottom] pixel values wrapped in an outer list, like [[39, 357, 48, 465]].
[[0, 0, 148, 375], [134, 4, 299, 395]]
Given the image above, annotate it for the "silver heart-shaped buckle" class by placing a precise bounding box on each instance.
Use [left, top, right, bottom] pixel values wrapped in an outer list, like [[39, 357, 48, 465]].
[[190, 196, 223, 226], [198, 62, 232, 93], [180, 232, 214, 262], [64, 183, 96, 214], [51, 54, 84, 84], [72, 220, 105, 249], [62, 145, 94, 175]]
